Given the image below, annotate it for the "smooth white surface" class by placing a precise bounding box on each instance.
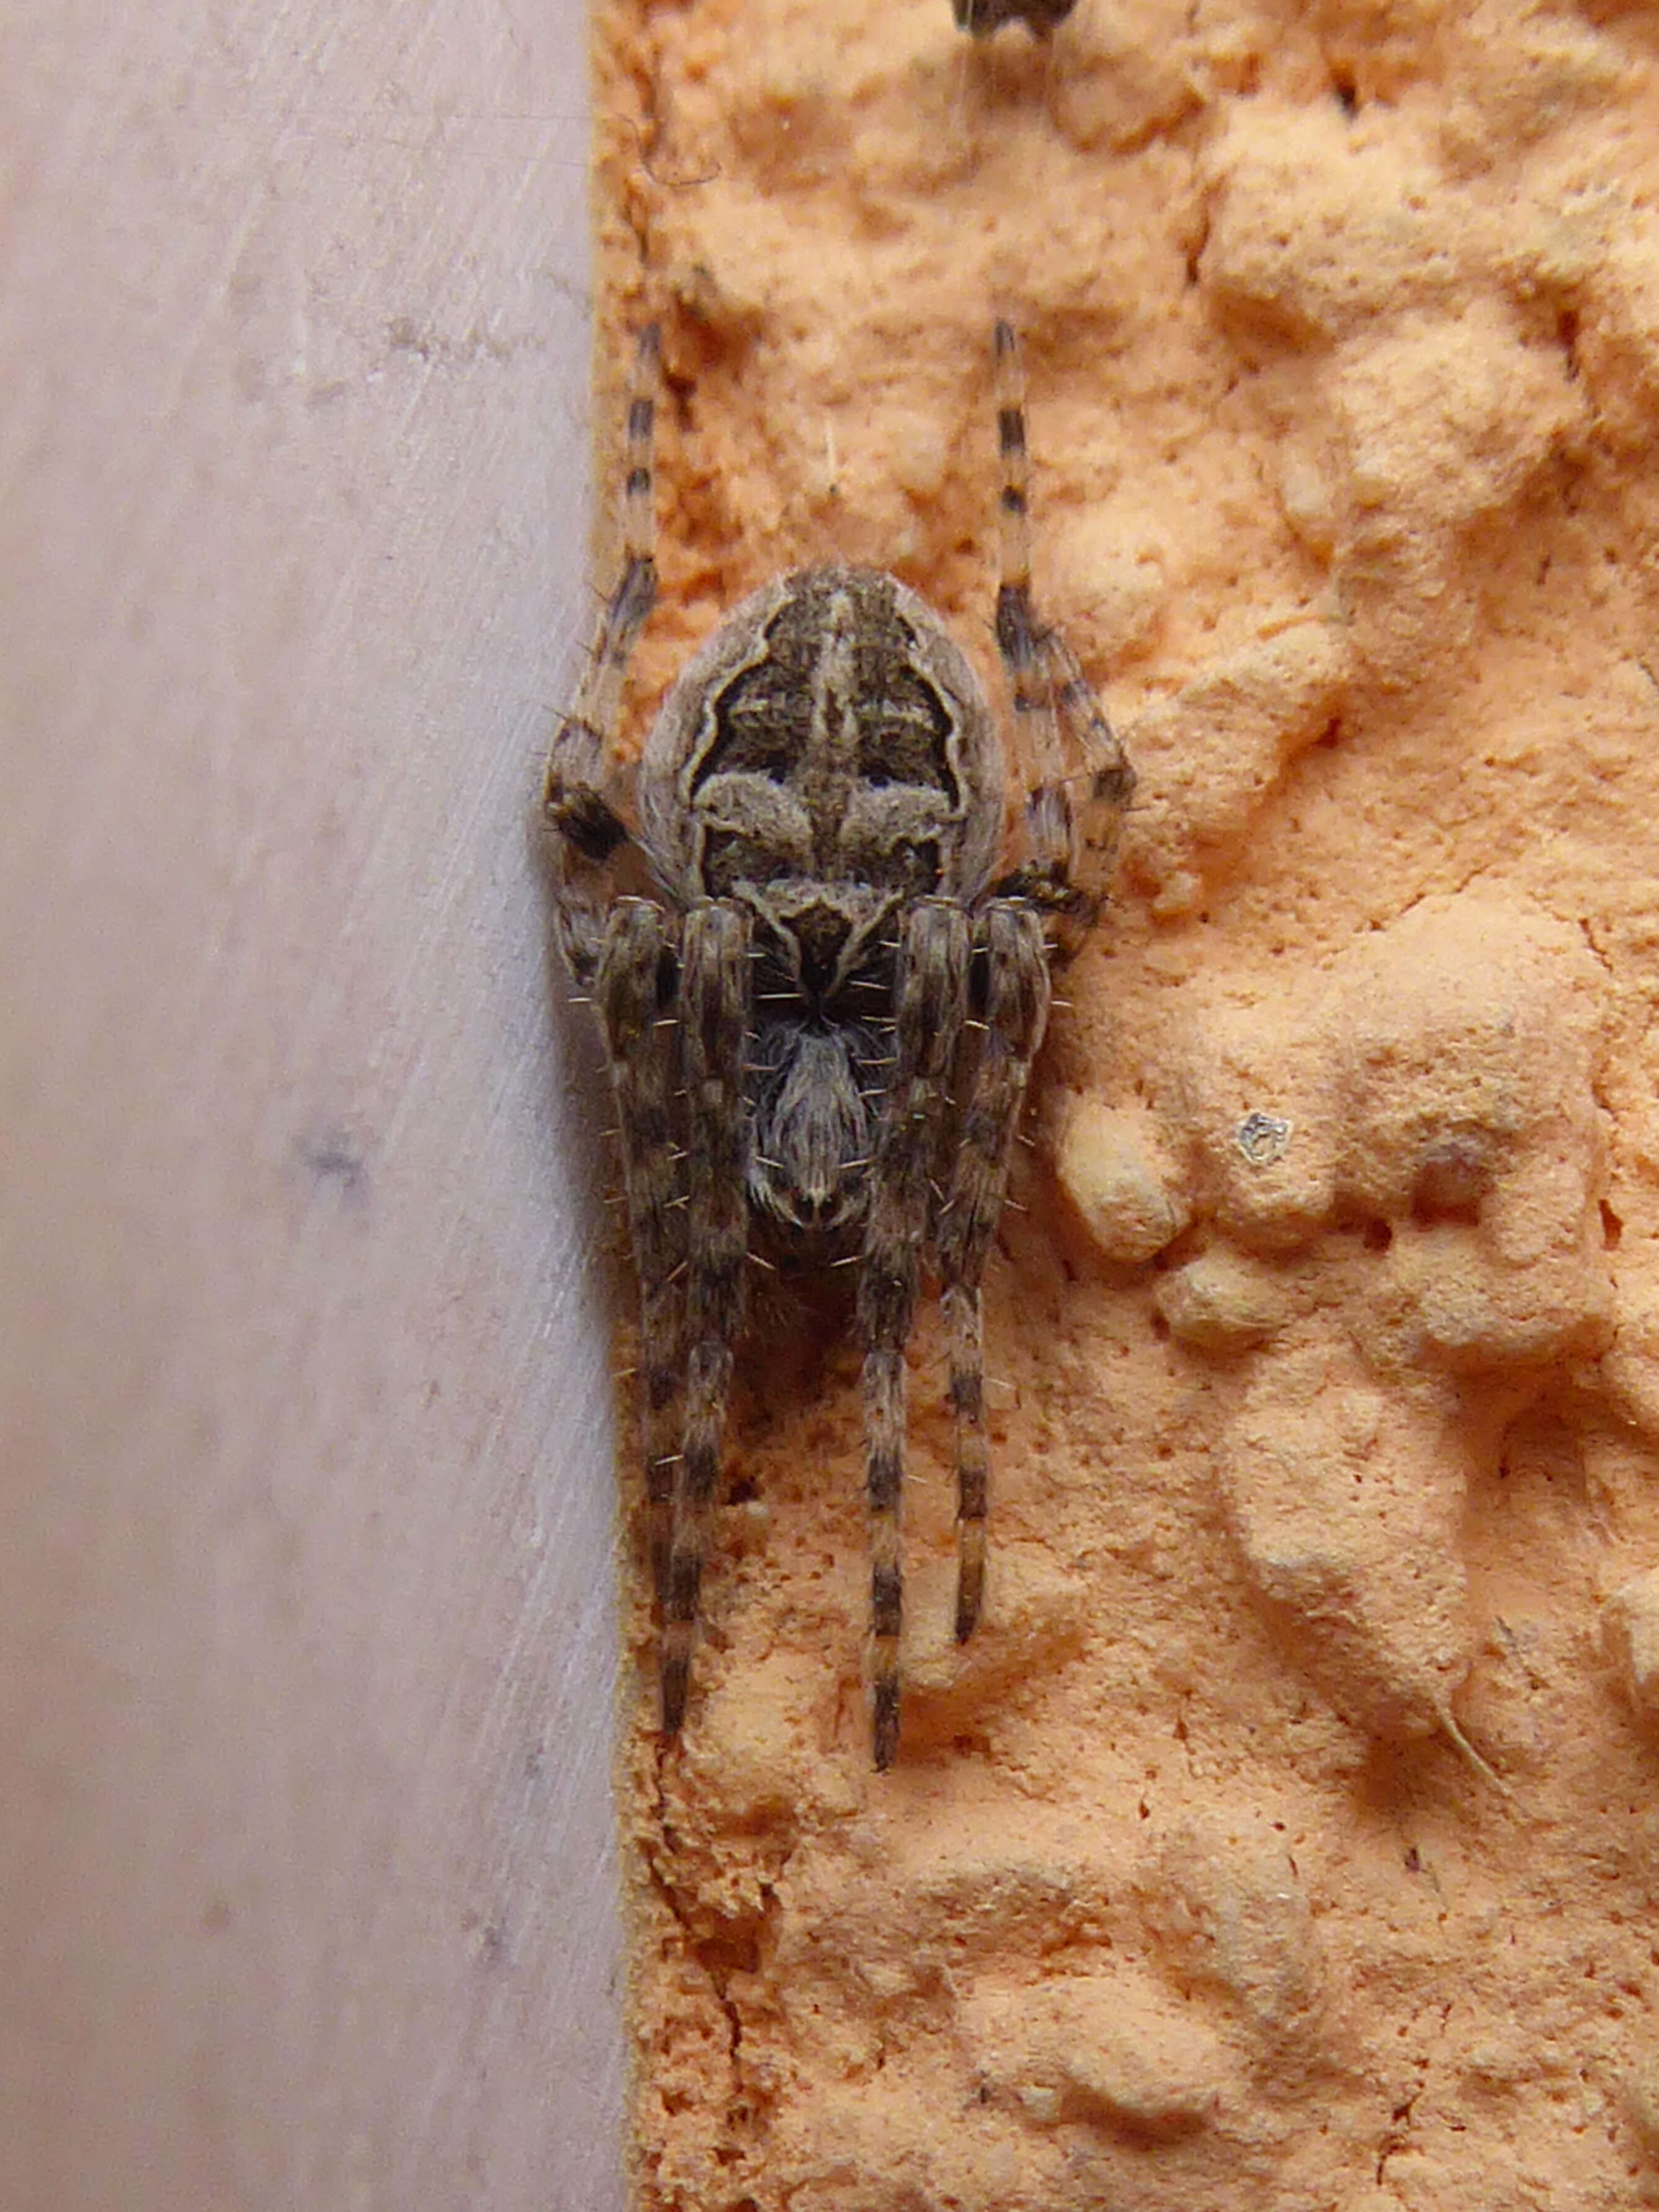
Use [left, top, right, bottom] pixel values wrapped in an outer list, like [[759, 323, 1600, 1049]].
[[0, 3, 626, 2205]]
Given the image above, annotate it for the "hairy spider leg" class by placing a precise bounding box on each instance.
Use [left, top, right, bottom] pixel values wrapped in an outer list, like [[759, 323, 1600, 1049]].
[[546, 326, 684, 1606], [543, 324, 662, 981], [989, 320, 1134, 930], [661, 899, 753, 1735], [936, 901, 1051, 1641], [595, 899, 687, 1606], [860, 899, 970, 1769]]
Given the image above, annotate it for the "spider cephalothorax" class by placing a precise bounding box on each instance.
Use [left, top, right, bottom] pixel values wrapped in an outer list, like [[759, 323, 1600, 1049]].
[[545, 323, 1132, 1768]]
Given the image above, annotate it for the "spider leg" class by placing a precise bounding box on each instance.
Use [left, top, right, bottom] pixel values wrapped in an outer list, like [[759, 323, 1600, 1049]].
[[661, 899, 752, 1736], [936, 901, 1051, 1641], [989, 319, 1134, 932], [544, 324, 662, 983], [594, 899, 686, 1608], [860, 899, 970, 1768]]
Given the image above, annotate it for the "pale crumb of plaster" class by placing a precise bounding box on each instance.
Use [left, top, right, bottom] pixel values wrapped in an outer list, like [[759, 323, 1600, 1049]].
[[900, 1547, 1091, 1704], [1054, 1095, 1188, 1264], [686, 1652, 834, 1821], [1123, 615, 1349, 913], [1112, 890, 1616, 1363], [1602, 1570, 1659, 1728], [1222, 1345, 1475, 1746], [1331, 297, 1582, 530], [722, 1494, 772, 1553], [1047, 504, 1168, 662], [1155, 1248, 1291, 1354], [1047, 0, 1201, 156], [1604, 1273, 1659, 1438], [1438, 17, 1626, 169], [1132, 1811, 1326, 2045], [1202, 104, 1477, 346], [1575, 216, 1659, 451], [965, 1969, 1235, 2138], [1275, 444, 1340, 557], [1629, 2061, 1659, 2159], [1163, 991, 1336, 1254], [883, 408, 951, 502]]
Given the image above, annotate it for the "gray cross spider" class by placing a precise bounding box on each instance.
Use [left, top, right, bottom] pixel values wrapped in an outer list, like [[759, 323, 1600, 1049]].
[[545, 322, 1132, 1768]]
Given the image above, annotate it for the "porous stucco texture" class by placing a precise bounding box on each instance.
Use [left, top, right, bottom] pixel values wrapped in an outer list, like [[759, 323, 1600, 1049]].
[[591, 2, 1659, 2205]]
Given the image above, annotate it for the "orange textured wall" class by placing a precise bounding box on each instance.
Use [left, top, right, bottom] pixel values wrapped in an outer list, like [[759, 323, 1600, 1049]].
[[591, 2, 1659, 2204]]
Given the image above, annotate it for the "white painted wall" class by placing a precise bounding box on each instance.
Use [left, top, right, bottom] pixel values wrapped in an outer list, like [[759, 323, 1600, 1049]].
[[0, 3, 625, 2203]]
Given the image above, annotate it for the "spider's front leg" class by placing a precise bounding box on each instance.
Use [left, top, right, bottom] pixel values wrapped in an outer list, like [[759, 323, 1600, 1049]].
[[936, 901, 1051, 1643], [860, 899, 970, 1769], [949, 329, 1133, 1639], [546, 328, 681, 1600], [661, 899, 752, 1737], [543, 323, 661, 983], [988, 319, 1135, 937]]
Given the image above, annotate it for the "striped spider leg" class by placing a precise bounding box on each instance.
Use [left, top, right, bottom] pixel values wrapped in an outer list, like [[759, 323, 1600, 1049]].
[[933, 321, 1135, 1662]]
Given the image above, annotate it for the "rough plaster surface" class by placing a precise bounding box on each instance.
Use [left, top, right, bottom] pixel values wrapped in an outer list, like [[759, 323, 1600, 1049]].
[[592, 1, 1659, 2206]]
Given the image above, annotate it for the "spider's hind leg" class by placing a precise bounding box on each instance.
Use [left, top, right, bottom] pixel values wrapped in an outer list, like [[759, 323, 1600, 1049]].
[[661, 899, 753, 1737], [860, 899, 970, 1768], [937, 902, 1050, 1644]]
